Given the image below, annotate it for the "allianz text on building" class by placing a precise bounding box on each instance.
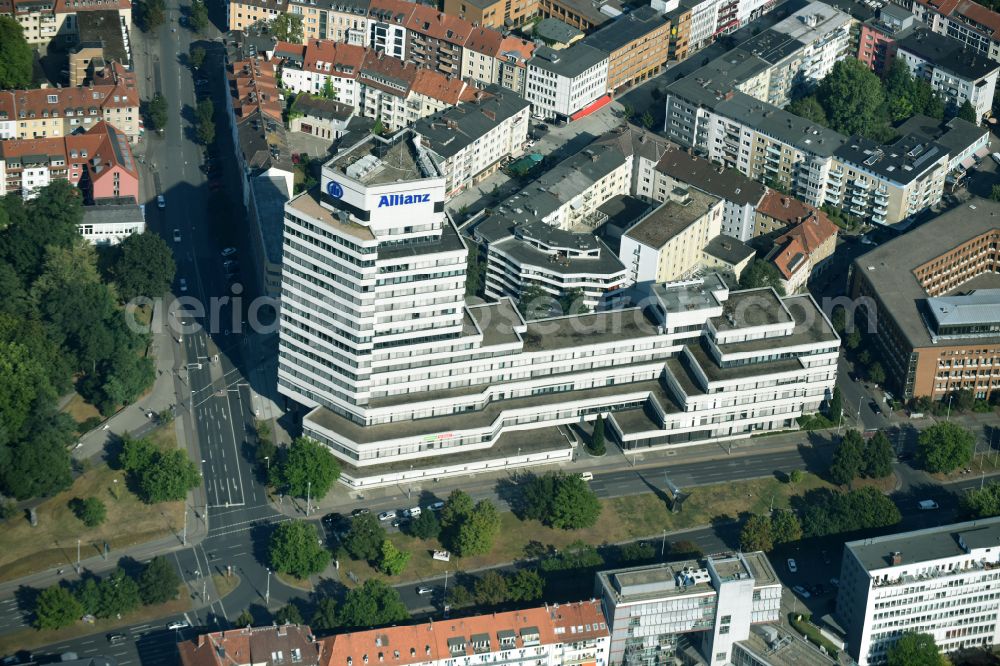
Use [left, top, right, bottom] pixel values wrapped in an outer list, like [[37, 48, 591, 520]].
[[277, 129, 839, 488]]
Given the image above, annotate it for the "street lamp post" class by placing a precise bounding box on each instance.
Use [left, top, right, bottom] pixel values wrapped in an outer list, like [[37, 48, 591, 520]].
[[307, 481, 311, 516], [76, 538, 81, 573], [264, 456, 270, 471], [946, 394, 954, 421], [857, 395, 864, 426], [182, 505, 187, 546], [660, 530, 667, 558], [265, 568, 271, 607]]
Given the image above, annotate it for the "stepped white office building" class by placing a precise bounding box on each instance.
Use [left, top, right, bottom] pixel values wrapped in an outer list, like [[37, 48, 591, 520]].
[[277, 129, 840, 488]]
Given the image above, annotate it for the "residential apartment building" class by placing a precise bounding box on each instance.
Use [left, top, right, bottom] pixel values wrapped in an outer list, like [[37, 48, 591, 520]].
[[912, 0, 1000, 63], [179, 623, 324, 666], [277, 40, 365, 106], [412, 86, 530, 196], [837, 517, 1000, 665], [849, 197, 1000, 401], [764, 210, 838, 293], [278, 127, 839, 486], [580, 7, 669, 93], [405, 4, 471, 76], [228, 0, 286, 31], [366, 0, 411, 59], [0, 121, 138, 200], [619, 186, 725, 284], [288, 94, 356, 140], [286, 0, 368, 44], [2, 0, 131, 47], [648, 145, 768, 241], [443, 0, 534, 29], [321, 602, 609, 666], [896, 28, 1000, 121], [857, 4, 917, 74], [79, 200, 145, 245], [0, 77, 140, 142], [597, 553, 782, 665], [473, 217, 628, 311], [754, 188, 829, 238], [525, 44, 609, 121], [536, 0, 624, 31], [460, 28, 535, 91]]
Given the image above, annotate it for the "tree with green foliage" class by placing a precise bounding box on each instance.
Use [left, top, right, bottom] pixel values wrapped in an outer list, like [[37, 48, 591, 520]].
[[271, 13, 303, 42], [801, 487, 901, 537], [991, 185, 1000, 202], [551, 473, 602, 529], [35, 585, 83, 629], [189, 46, 206, 71], [138, 556, 180, 605], [786, 95, 828, 125], [235, 609, 254, 626], [517, 284, 550, 320], [956, 99, 978, 123], [269, 520, 330, 579], [71, 497, 107, 527], [112, 232, 176, 301], [788, 469, 804, 484], [196, 99, 215, 145], [377, 539, 410, 576], [271, 436, 340, 500], [465, 247, 485, 296], [868, 362, 886, 385], [0, 339, 55, 437], [558, 287, 587, 315], [539, 540, 604, 572], [453, 499, 500, 557], [339, 579, 409, 628], [189, 0, 208, 32], [846, 328, 862, 350], [409, 508, 441, 540], [589, 415, 606, 455], [2, 412, 75, 500], [136, 0, 166, 31], [148, 93, 168, 132], [97, 568, 142, 619], [830, 430, 866, 485], [311, 596, 338, 631], [343, 513, 387, 562], [827, 387, 843, 423], [620, 540, 656, 562], [866, 431, 894, 479], [739, 514, 774, 552], [0, 17, 34, 89], [951, 388, 975, 413], [640, 110, 655, 129], [918, 421, 974, 473], [372, 117, 385, 136], [508, 569, 544, 601], [447, 584, 474, 609], [960, 481, 1000, 519], [739, 260, 786, 295], [621, 102, 635, 120], [771, 510, 803, 545], [886, 632, 947, 666], [275, 602, 304, 625], [320, 78, 336, 100], [74, 578, 101, 616], [474, 571, 510, 606], [815, 59, 888, 139], [135, 448, 201, 503]]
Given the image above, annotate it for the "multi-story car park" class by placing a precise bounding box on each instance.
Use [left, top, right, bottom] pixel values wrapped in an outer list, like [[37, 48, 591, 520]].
[[837, 516, 1000, 665], [277, 130, 839, 488], [596, 553, 782, 665], [849, 197, 1000, 402]]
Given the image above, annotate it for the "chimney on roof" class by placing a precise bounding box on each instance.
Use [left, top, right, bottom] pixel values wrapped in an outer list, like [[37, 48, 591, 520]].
[[781, 197, 789, 208], [891, 551, 902, 566]]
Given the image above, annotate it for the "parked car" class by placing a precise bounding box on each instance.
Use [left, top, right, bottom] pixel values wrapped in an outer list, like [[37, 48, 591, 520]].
[[179, 278, 188, 292], [107, 634, 128, 645], [991, 151, 1000, 166], [157, 194, 166, 209], [221, 247, 237, 257], [579, 472, 594, 481], [417, 586, 434, 595], [378, 510, 397, 521], [173, 228, 181, 242], [405, 506, 422, 518], [167, 620, 190, 630], [787, 558, 798, 573], [792, 585, 811, 599], [426, 501, 445, 511], [351, 508, 370, 517], [322, 512, 342, 525], [918, 500, 939, 510], [869, 400, 882, 416]]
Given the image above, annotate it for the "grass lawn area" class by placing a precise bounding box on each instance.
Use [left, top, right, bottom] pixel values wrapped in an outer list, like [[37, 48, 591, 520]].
[[0, 586, 190, 656], [276, 572, 313, 591], [212, 573, 240, 600], [339, 473, 832, 586], [0, 425, 184, 583], [61, 393, 102, 425]]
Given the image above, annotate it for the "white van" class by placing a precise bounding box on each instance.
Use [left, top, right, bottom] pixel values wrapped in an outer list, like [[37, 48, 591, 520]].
[[579, 472, 594, 482], [406, 506, 421, 518], [991, 152, 1000, 166], [918, 500, 939, 510]]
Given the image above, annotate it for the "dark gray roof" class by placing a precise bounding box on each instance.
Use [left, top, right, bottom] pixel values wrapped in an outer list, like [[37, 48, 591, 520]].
[[413, 86, 530, 160], [738, 28, 805, 64], [833, 133, 948, 185], [581, 6, 667, 55], [81, 202, 144, 226], [894, 115, 989, 158], [704, 234, 755, 265], [534, 17, 583, 45], [898, 28, 1000, 80], [655, 146, 767, 207], [528, 44, 608, 78], [291, 94, 354, 122], [851, 197, 1000, 349], [846, 517, 1000, 572], [77, 10, 129, 65]]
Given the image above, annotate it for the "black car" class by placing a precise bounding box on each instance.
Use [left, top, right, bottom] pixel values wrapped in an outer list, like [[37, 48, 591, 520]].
[[351, 508, 370, 517], [534, 123, 548, 132], [869, 399, 882, 415], [322, 512, 341, 525]]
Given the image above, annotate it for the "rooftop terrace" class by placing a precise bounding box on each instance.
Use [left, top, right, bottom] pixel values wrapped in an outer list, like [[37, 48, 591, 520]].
[[328, 131, 436, 185]]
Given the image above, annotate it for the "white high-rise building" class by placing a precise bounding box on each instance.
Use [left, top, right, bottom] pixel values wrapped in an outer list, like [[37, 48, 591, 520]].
[[837, 517, 1000, 665], [278, 130, 840, 489]]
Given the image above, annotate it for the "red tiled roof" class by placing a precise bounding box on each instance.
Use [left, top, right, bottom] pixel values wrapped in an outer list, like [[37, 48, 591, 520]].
[[497, 36, 535, 66], [756, 189, 833, 228], [917, 0, 1000, 38], [0, 81, 138, 120], [406, 3, 474, 45], [229, 58, 283, 122], [359, 50, 419, 95], [0, 122, 137, 187], [410, 68, 469, 104], [179, 624, 324, 666], [465, 26, 504, 57], [770, 212, 838, 279], [302, 39, 366, 77], [321, 602, 608, 666], [367, 0, 416, 25]]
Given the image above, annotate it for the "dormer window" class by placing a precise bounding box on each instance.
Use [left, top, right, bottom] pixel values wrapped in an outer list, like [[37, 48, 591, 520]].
[[47, 94, 58, 103]]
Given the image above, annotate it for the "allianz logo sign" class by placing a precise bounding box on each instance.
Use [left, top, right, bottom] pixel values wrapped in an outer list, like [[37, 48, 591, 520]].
[[378, 193, 431, 208]]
